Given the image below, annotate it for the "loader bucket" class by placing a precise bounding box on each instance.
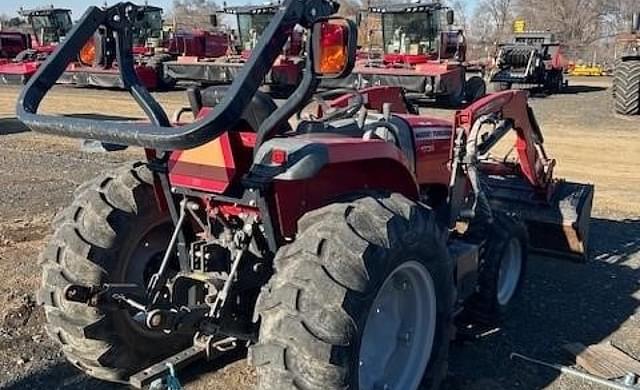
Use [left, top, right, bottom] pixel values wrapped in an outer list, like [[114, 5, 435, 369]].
[[486, 177, 594, 262]]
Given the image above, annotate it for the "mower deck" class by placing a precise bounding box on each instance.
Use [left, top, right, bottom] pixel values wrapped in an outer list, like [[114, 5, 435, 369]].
[[0, 62, 39, 85], [163, 60, 242, 84], [59, 64, 159, 89]]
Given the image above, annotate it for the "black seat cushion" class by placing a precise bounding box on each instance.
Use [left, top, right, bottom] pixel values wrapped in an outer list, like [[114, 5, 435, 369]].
[[188, 85, 292, 134]]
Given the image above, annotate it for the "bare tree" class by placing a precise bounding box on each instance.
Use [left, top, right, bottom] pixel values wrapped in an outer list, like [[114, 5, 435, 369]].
[[337, 0, 360, 17], [467, 0, 515, 61], [470, 0, 514, 44], [484, 0, 514, 42], [514, 0, 608, 59], [448, 0, 469, 31], [169, 0, 219, 31], [601, 0, 637, 36]]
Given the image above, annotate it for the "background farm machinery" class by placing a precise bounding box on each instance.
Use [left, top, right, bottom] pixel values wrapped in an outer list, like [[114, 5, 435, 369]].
[[0, 7, 72, 84], [0, 5, 229, 90], [489, 31, 567, 93], [343, 1, 486, 106], [58, 5, 229, 90], [163, 3, 303, 93], [58, 5, 171, 89], [613, 12, 640, 116]]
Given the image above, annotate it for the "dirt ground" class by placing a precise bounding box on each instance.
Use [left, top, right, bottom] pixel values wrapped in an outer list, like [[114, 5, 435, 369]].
[[0, 77, 639, 390]]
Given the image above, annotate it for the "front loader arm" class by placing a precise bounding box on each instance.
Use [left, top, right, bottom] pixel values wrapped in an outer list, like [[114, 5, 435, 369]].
[[455, 90, 555, 193], [455, 90, 594, 261]]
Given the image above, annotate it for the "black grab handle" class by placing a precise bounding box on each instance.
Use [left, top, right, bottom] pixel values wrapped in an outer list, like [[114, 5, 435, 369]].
[[17, 0, 337, 150]]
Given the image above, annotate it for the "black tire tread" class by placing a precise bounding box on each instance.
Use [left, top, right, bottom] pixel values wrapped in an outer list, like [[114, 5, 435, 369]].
[[252, 193, 453, 390], [614, 60, 640, 115], [38, 162, 184, 382], [465, 213, 528, 325], [465, 76, 487, 103]]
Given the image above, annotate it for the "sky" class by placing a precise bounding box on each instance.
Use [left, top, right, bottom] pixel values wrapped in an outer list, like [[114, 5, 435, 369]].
[[2, 0, 475, 20]]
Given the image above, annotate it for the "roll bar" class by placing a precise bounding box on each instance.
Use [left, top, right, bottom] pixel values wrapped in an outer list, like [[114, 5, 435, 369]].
[[17, 0, 338, 150]]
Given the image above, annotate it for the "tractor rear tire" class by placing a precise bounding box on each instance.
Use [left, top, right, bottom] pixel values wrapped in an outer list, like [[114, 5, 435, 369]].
[[38, 162, 191, 383], [252, 193, 454, 390], [465, 213, 528, 325], [614, 60, 640, 116]]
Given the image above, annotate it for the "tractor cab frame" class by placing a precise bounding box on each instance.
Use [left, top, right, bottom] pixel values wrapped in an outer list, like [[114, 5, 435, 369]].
[[225, 4, 280, 53], [347, 1, 485, 106], [0, 7, 72, 84], [20, 7, 73, 48]]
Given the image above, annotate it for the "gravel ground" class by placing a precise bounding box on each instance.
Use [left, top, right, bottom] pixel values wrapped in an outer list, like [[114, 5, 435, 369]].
[[0, 78, 639, 390]]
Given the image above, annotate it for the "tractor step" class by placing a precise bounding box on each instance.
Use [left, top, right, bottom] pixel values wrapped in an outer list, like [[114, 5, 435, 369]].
[[486, 176, 594, 262]]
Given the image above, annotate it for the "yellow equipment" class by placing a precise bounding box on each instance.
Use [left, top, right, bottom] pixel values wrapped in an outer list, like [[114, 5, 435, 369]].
[[569, 64, 606, 77]]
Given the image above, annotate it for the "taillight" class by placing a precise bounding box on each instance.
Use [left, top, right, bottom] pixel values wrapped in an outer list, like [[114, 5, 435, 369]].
[[79, 38, 96, 66], [271, 149, 287, 165]]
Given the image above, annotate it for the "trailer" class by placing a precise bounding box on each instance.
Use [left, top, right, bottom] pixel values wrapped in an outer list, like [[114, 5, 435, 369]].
[[489, 31, 567, 92]]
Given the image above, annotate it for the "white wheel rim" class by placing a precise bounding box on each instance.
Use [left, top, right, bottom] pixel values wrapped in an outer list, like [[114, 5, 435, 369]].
[[497, 238, 522, 306], [358, 261, 437, 390]]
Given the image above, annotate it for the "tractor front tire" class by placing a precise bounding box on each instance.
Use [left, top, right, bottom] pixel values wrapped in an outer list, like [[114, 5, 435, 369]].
[[544, 70, 564, 93], [465, 213, 528, 325], [38, 162, 191, 382], [465, 76, 487, 103], [614, 60, 640, 116], [252, 193, 454, 390], [149, 53, 176, 90]]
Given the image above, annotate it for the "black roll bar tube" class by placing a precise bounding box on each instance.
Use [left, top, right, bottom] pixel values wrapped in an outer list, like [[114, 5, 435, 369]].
[[17, 0, 338, 150]]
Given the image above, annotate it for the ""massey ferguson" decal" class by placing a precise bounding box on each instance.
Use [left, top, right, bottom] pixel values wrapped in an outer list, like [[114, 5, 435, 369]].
[[414, 127, 452, 141]]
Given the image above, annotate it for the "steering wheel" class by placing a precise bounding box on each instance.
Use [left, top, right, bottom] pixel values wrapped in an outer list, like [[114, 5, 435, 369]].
[[298, 88, 365, 122]]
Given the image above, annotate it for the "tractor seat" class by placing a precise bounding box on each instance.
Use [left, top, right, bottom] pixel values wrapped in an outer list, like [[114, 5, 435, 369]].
[[297, 115, 417, 172], [187, 86, 292, 134]]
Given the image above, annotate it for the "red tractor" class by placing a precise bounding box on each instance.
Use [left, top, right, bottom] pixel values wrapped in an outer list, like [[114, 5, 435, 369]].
[[489, 31, 568, 93], [60, 5, 183, 90], [350, 1, 486, 106], [0, 7, 72, 84], [163, 3, 304, 94], [0, 32, 30, 59], [18, 1, 593, 389]]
